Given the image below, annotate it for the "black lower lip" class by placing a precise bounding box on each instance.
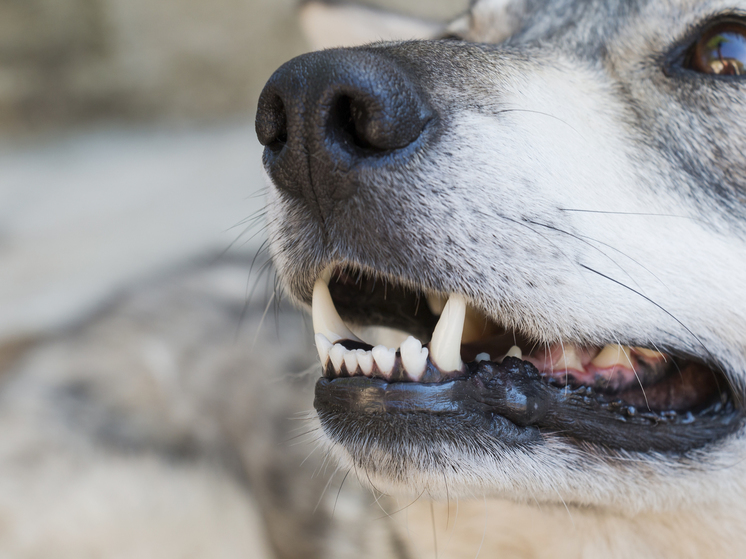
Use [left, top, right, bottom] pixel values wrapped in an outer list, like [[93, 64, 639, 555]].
[[315, 357, 743, 453]]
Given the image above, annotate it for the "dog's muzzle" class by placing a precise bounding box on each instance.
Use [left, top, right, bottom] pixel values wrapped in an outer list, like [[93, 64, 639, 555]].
[[256, 45, 744, 456]]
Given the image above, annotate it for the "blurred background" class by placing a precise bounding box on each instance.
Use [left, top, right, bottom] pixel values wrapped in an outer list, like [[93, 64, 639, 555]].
[[0, 0, 465, 344], [0, 2, 470, 556]]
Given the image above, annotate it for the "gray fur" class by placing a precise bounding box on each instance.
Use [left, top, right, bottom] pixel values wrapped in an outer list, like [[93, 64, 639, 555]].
[[264, 0, 746, 555]]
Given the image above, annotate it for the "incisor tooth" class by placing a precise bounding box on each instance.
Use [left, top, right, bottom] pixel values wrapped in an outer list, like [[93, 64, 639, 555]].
[[400, 336, 428, 380], [553, 345, 584, 371], [314, 333, 333, 365], [429, 294, 466, 372], [343, 350, 359, 375], [592, 344, 632, 369], [312, 275, 360, 343], [505, 345, 522, 360], [475, 352, 491, 362], [329, 344, 346, 372], [372, 345, 396, 378], [357, 350, 374, 376]]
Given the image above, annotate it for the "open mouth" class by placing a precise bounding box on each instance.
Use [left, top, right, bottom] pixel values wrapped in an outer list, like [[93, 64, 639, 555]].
[[312, 267, 742, 453]]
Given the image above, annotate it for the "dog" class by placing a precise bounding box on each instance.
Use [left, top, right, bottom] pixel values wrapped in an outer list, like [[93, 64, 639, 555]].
[[257, 0, 746, 556]]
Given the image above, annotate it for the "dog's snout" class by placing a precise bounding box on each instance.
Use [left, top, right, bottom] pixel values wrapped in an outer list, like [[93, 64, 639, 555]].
[[256, 49, 433, 219]]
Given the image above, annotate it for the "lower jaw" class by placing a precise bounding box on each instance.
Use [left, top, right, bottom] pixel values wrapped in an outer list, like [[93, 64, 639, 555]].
[[314, 356, 742, 453]]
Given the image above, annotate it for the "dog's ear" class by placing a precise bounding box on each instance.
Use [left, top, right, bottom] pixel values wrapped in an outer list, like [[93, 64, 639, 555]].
[[300, 1, 444, 50]]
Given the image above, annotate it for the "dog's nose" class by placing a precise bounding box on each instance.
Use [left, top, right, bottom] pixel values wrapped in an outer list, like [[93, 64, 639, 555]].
[[256, 49, 433, 218]]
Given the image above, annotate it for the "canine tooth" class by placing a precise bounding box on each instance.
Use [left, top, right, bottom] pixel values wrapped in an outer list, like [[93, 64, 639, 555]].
[[400, 336, 429, 381], [475, 352, 491, 362], [343, 350, 359, 374], [372, 345, 396, 377], [314, 333, 333, 365], [592, 344, 632, 369], [553, 345, 584, 371], [357, 350, 374, 375], [429, 294, 466, 372], [426, 293, 447, 316], [505, 345, 522, 359], [329, 344, 346, 372], [312, 275, 360, 343]]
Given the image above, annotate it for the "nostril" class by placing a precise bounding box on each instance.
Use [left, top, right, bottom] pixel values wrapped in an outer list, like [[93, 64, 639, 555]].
[[327, 86, 430, 154], [330, 95, 378, 152], [255, 92, 288, 153]]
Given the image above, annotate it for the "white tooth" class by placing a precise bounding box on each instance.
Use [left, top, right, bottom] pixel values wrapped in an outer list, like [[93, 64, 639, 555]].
[[312, 275, 360, 343], [372, 345, 396, 378], [314, 333, 333, 365], [426, 293, 447, 316], [592, 344, 632, 369], [343, 350, 359, 375], [355, 326, 409, 349], [505, 345, 522, 360], [553, 345, 583, 371], [475, 352, 491, 362], [400, 336, 429, 381], [329, 344, 346, 372], [429, 294, 466, 372], [357, 350, 374, 376]]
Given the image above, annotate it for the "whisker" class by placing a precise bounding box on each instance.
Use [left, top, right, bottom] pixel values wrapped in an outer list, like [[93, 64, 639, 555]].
[[373, 488, 426, 520], [496, 108, 583, 138], [430, 500, 438, 559], [524, 218, 661, 290], [619, 340, 650, 411], [282, 428, 320, 444], [314, 465, 342, 513], [580, 264, 741, 403], [444, 496, 459, 549], [474, 494, 487, 559], [300, 440, 325, 467], [559, 208, 704, 222], [332, 470, 351, 519], [551, 484, 575, 528], [250, 290, 276, 349]]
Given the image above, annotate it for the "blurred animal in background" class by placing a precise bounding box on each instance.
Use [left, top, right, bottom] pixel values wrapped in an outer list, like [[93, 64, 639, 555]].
[[256, 0, 746, 556], [0, 2, 442, 557]]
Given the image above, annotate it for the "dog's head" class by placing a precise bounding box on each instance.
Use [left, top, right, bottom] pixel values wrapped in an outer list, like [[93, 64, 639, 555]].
[[257, 0, 746, 513]]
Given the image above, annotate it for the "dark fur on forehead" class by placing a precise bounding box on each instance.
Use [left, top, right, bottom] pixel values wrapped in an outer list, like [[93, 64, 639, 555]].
[[508, 0, 643, 49], [471, 0, 644, 51]]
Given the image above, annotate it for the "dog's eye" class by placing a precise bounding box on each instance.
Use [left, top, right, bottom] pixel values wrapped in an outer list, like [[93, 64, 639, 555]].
[[686, 20, 746, 75]]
